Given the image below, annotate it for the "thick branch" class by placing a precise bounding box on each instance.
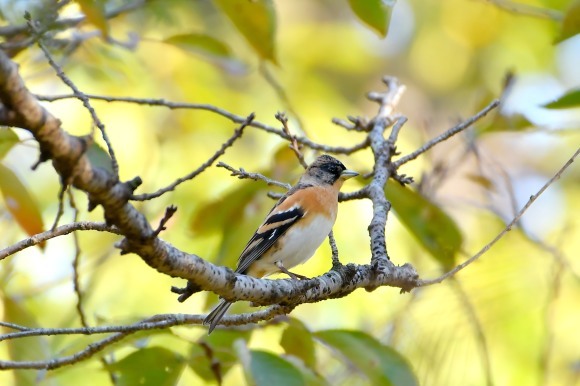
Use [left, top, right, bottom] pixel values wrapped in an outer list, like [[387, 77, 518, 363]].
[[0, 50, 419, 316], [365, 77, 407, 268]]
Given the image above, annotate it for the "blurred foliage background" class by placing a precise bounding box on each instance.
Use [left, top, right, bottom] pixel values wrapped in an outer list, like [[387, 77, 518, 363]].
[[0, 0, 579, 385]]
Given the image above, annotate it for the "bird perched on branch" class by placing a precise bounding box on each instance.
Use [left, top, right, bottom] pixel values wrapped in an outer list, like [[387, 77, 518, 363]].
[[204, 154, 358, 334]]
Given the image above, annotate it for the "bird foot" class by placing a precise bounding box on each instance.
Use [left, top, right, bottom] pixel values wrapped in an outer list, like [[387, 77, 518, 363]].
[[275, 261, 310, 280]]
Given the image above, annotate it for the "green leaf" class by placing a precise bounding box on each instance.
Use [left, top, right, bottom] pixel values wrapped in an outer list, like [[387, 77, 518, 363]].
[[542, 88, 580, 109], [189, 329, 253, 383], [249, 350, 305, 386], [476, 110, 533, 134], [164, 33, 230, 58], [75, 0, 109, 39], [191, 181, 265, 235], [0, 164, 44, 243], [86, 142, 114, 174], [555, 0, 580, 43], [109, 347, 185, 386], [385, 180, 462, 268], [3, 297, 52, 385], [289, 360, 330, 386], [0, 128, 19, 159], [280, 318, 316, 368], [315, 330, 418, 386], [348, 0, 395, 38], [163, 33, 246, 73], [214, 0, 277, 63]]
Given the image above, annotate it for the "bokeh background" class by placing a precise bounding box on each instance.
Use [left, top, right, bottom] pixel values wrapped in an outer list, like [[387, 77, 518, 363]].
[[0, 0, 579, 385]]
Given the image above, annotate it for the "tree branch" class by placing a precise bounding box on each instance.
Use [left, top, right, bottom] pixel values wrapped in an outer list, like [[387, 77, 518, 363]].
[[393, 99, 500, 168], [1, 46, 568, 374], [216, 162, 291, 189], [131, 113, 255, 201], [31, 22, 120, 177], [0, 221, 118, 260], [418, 146, 580, 286], [35, 93, 371, 154], [0, 0, 145, 38]]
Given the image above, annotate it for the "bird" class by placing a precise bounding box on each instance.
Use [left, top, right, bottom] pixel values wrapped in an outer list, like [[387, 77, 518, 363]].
[[203, 154, 358, 334]]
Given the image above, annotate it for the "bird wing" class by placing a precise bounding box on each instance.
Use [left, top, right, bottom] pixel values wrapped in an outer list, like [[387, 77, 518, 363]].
[[235, 204, 305, 274]]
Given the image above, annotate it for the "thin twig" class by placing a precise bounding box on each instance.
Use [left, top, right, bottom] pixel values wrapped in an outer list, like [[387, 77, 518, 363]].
[[332, 115, 371, 132], [68, 190, 115, 379], [29, 23, 120, 177], [419, 146, 580, 286], [276, 112, 308, 168], [0, 306, 291, 370], [328, 230, 340, 266], [217, 162, 291, 190], [152, 206, 178, 237], [131, 113, 255, 200], [0, 322, 30, 331], [0, 221, 118, 260], [68, 190, 88, 328], [338, 188, 368, 202], [51, 182, 68, 231], [394, 100, 500, 168], [0, 0, 145, 38], [35, 93, 370, 154]]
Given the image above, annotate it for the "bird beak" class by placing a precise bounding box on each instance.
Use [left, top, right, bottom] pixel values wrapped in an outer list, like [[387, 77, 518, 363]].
[[340, 170, 359, 180]]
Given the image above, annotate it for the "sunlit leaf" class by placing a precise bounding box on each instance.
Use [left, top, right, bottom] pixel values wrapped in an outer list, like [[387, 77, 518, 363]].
[[214, 0, 277, 63], [3, 297, 52, 385], [542, 88, 580, 109], [189, 329, 253, 383], [0, 164, 44, 243], [281, 318, 316, 368], [0, 127, 19, 159], [315, 330, 418, 386], [109, 347, 185, 386], [86, 142, 114, 174], [348, 0, 395, 37], [75, 0, 109, 39], [249, 350, 305, 386], [555, 0, 580, 43], [385, 180, 462, 268], [163, 33, 246, 73]]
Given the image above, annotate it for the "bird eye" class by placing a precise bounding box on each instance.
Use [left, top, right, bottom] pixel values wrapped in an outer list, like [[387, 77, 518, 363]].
[[321, 163, 342, 175]]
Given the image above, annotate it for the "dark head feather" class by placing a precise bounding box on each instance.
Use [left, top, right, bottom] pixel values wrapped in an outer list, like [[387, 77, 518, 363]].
[[301, 155, 351, 185]]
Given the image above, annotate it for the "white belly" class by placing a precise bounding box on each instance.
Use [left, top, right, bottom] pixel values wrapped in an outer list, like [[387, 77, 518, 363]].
[[257, 214, 334, 276]]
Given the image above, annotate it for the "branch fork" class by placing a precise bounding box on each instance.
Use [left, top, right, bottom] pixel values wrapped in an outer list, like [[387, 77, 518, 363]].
[[0, 47, 517, 370]]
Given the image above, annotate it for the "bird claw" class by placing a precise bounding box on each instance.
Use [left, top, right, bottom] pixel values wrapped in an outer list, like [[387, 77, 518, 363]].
[[275, 261, 310, 280]]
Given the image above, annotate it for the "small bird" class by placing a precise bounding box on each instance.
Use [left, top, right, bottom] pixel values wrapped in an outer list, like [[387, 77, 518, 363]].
[[204, 154, 358, 334]]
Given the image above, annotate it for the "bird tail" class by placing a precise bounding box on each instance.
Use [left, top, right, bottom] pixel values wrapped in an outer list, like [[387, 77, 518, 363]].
[[203, 299, 232, 334]]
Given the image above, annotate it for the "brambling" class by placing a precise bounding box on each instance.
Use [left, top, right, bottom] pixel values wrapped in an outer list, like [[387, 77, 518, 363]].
[[204, 154, 358, 333]]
